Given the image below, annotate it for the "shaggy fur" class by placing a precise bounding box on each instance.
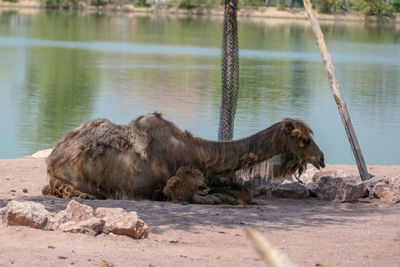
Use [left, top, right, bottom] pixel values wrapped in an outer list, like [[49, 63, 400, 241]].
[[43, 113, 325, 204]]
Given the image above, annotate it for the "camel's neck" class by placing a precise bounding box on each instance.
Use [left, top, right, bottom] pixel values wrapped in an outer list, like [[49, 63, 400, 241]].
[[191, 124, 285, 175]]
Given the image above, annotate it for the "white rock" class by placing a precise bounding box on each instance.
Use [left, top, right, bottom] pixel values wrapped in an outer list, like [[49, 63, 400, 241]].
[[316, 176, 367, 202], [30, 148, 52, 158], [96, 207, 149, 239], [5, 201, 49, 229]]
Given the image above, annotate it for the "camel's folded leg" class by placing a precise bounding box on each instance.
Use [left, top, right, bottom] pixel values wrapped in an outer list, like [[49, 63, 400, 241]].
[[163, 166, 253, 205], [192, 187, 252, 205], [163, 166, 207, 203], [192, 189, 236, 205], [42, 177, 97, 199]]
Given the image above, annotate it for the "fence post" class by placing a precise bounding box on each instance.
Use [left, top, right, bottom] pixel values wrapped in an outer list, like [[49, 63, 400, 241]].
[[303, 0, 370, 181]]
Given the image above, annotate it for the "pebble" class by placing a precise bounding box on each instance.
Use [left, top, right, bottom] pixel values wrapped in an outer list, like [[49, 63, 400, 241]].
[[23, 188, 28, 193], [98, 259, 115, 267]]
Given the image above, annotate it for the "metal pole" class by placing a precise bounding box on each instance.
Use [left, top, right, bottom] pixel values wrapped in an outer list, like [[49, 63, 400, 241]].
[[303, 0, 370, 181]]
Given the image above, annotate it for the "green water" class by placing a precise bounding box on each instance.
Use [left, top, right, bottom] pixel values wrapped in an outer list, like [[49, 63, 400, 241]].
[[0, 10, 399, 164]]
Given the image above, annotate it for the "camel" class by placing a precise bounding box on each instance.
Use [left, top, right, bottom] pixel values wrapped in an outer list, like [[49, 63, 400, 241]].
[[42, 113, 325, 204]]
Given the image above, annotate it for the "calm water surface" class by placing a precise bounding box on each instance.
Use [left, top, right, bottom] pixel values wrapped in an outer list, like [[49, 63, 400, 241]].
[[0, 10, 399, 164]]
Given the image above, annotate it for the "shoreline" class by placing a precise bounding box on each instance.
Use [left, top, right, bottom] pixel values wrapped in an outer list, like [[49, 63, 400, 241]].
[[1, 1, 400, 25]]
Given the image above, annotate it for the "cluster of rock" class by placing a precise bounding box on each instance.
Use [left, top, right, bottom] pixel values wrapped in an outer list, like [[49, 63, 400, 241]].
[[0, 200, 149, 239], [269, 169, 400, 204]]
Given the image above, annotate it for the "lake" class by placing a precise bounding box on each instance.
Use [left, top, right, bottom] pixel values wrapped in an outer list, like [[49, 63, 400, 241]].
[[0, 10, 399, 164]]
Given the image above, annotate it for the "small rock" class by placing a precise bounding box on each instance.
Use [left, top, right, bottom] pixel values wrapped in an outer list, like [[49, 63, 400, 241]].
[[305, 182, 319, 197], [375, 184, 400, 204], [168, 239, 178, 243], [388, 176, 400, 185], [48, 246, 56, 249], [58, 256, 68, 260], [272, 182, 310, 198], [65, 200, 94, 221], [58, 217, 105, 236], [292, 166, 320, 184], [30, 148, 53, 158], [362, 176, 389, 198], [96, 207, 149, 239], [0, 207, 6, 224], [48, 210, 68, 230], [315, 176, 368, 202], [10, 190, 16, 193], [22, 188, 28, 193], [312, 170, 348, 182], [50, 200, 104, 236], [98, 259, 115, 267], [5, 201, 49, 229], [95, 207, 125, 218]]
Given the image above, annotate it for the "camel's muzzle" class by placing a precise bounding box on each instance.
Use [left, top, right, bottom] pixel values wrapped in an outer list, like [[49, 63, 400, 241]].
[[310, 152, 325, 170]]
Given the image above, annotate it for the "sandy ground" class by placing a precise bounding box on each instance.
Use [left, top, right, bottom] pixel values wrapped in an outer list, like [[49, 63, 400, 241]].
[[0, 156, 400, 266]]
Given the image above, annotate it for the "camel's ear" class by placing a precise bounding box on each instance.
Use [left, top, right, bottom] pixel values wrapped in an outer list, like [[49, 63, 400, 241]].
[[290, 129, 302, 138], [184, 130, 193, 138]]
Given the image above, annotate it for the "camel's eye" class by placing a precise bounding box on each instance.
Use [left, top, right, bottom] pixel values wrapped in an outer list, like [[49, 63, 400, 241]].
[[302, 138, 310, 145]]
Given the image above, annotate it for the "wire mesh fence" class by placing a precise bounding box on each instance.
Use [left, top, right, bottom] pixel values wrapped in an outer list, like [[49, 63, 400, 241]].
[[218, 0, 239, 141]]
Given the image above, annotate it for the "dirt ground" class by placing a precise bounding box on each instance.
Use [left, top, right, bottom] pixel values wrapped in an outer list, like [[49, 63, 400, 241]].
[[0, 156, 400, 267]]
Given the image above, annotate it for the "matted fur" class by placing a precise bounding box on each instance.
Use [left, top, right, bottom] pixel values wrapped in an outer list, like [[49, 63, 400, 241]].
[[43, 113, 324, 204]]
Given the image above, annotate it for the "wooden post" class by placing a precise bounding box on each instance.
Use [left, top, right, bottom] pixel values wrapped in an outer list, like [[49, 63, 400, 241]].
[[303, 0, 371, 181]]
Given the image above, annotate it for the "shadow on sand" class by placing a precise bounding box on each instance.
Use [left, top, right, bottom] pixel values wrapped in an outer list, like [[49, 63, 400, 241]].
[[2, 195, 396, 234]]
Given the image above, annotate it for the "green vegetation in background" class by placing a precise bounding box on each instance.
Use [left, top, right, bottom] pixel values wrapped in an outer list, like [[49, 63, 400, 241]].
[[134, 0, 151, 8], [311, 0, 399, 15], [174, 0, 273, 8], [2, 0, 19, 2], [171, 0, 400, 14], [178, 0, 198, 9], [41, 0, 77, 7], [35, 0, 400, 15], [90, 0, 108, 6], [349, 0, 395, 15], [276, 0, 286, 10]]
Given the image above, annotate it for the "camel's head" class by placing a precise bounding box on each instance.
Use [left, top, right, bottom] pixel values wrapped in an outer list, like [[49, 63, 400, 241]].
[[277, 119, 325, 175]]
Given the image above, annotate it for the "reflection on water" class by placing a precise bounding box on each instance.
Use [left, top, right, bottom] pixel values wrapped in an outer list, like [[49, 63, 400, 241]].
[[0, 11, 399, 164]]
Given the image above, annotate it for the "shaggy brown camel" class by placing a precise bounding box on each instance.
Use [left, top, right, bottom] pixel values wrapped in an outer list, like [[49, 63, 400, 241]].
[[42, 113, 325, 204]]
